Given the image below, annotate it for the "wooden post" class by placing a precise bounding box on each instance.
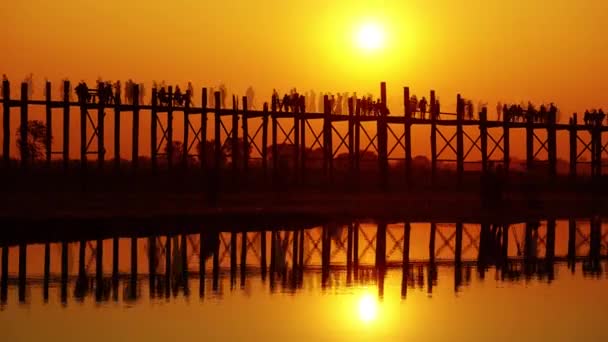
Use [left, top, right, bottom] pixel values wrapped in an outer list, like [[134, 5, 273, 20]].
[[214, 92, 222, 174], [569, 114, 577, 179], [546, 219, 556, 260], [242, 96, 249, 172], [456, 94, 464, 183], [201, 89, 208, 170], [376, 222, 387, 270], [455, 222, 463, 265], [294, 101, 300, 184], [43, 242, 50, 301], [526, 108, 534, 171], [548, 110, 557, 178], [114, 83, 121, 170], [568, 219, 576, 263], [291, 230, 298, 279], [45, 81, 52, 165], [151, 88, 158, 171], [96, 239, 103, 299], [112, 237, 119, 283], [430, 91, 437, 184], [180, 234, 188, 285], [355, 100, 361, 182], [183, 90, 191, 168], [404, 87, 412, 187], [18, 243, 26, 302], [63, 81, 70, 169], [212, 233, 219, 291], [378, 82, 389, 190], [149, 237, 157, 296], [2, 79, 9, 166], [241, 231, 247, 287], [353, 223, 359, 271], [20, 82, 29, 167], [300, 111, 307, 184], [132, 85, 140, 168], [260, 231, 267, 279], [60, 241, 68, 303], [130, 237, 138, 298], [503, 105, 510, 173], [97, 83, 105, 168], [298, 229, 304, 272], [271, 101, 278, 185], [79, 91, 87, 171], [323, 95, 333, 183], [348, 97, 355, 183], [230, 232, 237, 286], [231, 96, 239, 175], [165, 235, 172, 296], [480, 107, 488, 174], [429, 223, 436, 265], [199, 233, 205, 296], [1, 244, 7, 301], [262, 103, 269, 182], [594, 125, 602, 177], [167, 86, 174, 169], [401, 222, 411, 298]]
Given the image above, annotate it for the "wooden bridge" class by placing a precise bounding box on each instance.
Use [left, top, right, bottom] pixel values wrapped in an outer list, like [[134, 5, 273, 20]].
[[1, 218, 606, 304], [1, 79, 607, 189]]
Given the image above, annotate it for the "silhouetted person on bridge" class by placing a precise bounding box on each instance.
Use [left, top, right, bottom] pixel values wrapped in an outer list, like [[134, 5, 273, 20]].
[[496, 102, 502, 121], [219, 84, 227, 108], [419, 96, 427, 119], [246, 86, 255, 109]]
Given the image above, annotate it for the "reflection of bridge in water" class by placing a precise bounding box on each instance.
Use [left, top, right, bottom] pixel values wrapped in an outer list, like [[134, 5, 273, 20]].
[[1, 218, 607, 305]]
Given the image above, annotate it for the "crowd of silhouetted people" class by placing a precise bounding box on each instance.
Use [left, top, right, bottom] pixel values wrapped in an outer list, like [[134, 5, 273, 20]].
[[502, 102, 558, 123], [154, 82, 194, 107], [583, 109, 605, 126], [74, 79, 146, 105]]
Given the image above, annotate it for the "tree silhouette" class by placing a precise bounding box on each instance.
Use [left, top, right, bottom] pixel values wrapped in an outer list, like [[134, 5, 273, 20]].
[[196, 140, 226, 168], [16, 120, 51, 162], [164, 141, 184, 165]]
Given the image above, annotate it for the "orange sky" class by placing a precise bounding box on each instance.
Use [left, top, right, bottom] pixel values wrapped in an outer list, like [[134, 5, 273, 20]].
[[1, 0, 607, 160]]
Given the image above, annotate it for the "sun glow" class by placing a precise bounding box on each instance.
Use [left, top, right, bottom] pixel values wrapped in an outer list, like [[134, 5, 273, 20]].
[[358, 293, 379, 323], [355, 22, 386, 51]]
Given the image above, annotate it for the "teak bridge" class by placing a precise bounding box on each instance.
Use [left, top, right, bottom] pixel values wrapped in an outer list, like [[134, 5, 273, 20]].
[[1, 79, 607, 187]]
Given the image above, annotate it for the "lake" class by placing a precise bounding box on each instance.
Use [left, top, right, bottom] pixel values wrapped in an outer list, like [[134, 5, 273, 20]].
[[1, 219, 607, 341]]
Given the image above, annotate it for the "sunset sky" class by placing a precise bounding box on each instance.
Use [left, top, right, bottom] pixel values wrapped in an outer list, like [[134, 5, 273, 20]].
[[1, 0, 607, 159]]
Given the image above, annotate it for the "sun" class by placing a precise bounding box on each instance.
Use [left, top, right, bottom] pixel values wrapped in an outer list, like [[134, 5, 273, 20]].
[[355, 22, 386, 51], [358, 293, 379, 323]]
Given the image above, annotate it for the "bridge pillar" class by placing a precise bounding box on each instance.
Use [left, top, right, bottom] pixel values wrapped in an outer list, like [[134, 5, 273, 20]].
[[20, 82, 29, 168], [526, 110, 534, 171], [96, 239, 104, 301], [404, 87, 412, 188], [45, 81, 52, 165], [43, 242, 50, 301], [378, 82, 389, 190], [548, 111, 557, 178], [430, 91, 437, 185], [2, 79, 10, 166], [60, 241, 68, 304], [480, 108, 488, 174], [18, 243, 26, 302], [62, 81, 70, 169], [401, 223, 411, 299], [131, 85, 140, 169], [456, 94, 464, 184], [569, 115, 577, 179]]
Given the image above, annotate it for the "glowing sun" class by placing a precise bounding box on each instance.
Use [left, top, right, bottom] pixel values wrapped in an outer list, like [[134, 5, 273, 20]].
[[355, 23, 386, 51]]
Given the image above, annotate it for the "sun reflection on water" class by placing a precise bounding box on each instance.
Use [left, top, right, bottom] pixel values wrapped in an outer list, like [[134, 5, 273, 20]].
[[358, 292, 379, 323]]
